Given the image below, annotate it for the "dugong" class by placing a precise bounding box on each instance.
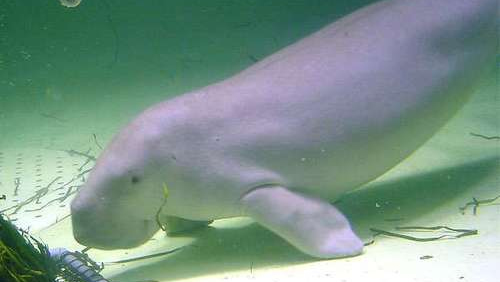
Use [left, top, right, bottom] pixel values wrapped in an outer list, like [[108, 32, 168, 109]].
[[71, 0, 496, 258]]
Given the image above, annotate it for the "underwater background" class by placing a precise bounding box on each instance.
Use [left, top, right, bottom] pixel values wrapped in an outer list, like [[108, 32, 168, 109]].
[[0, 0, 498, 281]]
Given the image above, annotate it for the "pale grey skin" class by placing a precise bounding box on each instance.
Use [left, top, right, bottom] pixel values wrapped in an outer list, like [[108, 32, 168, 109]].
[[71, 0, 496, 258]]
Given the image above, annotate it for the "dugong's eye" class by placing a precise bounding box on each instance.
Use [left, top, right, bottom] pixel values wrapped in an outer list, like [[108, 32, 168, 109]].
[[131, 176, 141, 184]]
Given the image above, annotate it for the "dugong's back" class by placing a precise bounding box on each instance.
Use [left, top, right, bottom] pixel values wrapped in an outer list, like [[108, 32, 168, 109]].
[[188, 0, 496, 197]]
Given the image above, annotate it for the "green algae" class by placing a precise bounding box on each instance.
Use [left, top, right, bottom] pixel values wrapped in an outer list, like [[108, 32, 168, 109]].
[[0, 214, 58, 282]]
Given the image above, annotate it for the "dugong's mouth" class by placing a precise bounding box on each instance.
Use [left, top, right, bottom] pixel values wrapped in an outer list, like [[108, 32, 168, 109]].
[[72, 218, 157, 250]]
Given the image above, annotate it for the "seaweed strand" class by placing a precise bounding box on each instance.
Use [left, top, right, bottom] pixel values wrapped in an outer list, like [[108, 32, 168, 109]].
[[370, 225, 478, 242]]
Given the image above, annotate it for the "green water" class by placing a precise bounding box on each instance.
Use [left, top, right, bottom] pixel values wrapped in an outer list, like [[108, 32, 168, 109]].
[[0, 0, 373, 150], [0, 1, 498, 281]]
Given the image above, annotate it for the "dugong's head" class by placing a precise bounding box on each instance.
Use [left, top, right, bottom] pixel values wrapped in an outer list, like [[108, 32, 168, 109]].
[[71, 123, 166, 249]]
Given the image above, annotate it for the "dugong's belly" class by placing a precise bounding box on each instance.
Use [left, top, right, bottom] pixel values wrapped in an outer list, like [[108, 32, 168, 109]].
[[175, 0, 495, 203]]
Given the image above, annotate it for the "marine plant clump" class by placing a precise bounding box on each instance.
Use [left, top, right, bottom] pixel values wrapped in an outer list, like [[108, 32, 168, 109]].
[[0, 214, 58, 282], [1, 214, 111, 282]]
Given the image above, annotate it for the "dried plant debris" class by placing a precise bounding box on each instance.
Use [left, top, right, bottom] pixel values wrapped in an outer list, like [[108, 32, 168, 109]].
[[155, 183, 170, 231], [248, 55, 259, 63], [39, 112, 67, 123], [92, 134, 103, 150], [363, 239, 375, 246], [0, 147, 96, 231], [61, 148, 97, 162], [14, 177, 21, 196], [1, 177, 62, 215], [10, 178, 21, 198], [469, 132, 500, 140], [25, 184, 80, 213], [370, 225, 478, 242], [459, 195, 500, 215], [104, 247, 183, 265]]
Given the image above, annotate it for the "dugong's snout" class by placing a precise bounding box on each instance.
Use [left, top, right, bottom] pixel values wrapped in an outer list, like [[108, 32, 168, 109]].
[[71, 196, 158, 250]]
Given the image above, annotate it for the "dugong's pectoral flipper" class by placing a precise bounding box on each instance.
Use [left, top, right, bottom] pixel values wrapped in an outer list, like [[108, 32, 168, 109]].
[[161, 216, 213, 236], [240, 186, 363, 258]]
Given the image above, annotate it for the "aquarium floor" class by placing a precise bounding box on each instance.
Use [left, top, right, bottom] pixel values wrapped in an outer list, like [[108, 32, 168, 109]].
[[0, 82, 498, 282]]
